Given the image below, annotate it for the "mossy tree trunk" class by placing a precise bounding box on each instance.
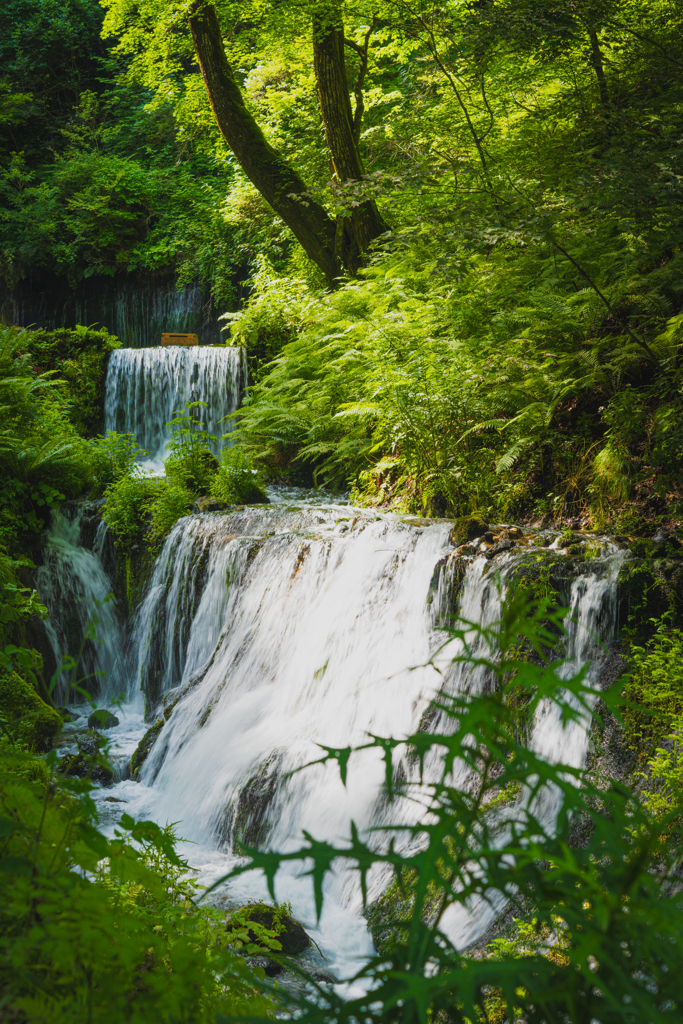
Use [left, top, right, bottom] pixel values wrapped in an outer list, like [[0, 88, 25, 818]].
[[187, 2, 387, 286], [312, 3, 389, 273]]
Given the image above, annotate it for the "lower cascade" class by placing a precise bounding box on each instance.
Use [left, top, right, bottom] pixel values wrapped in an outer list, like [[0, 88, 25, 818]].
[[36, 500, 629, 978]]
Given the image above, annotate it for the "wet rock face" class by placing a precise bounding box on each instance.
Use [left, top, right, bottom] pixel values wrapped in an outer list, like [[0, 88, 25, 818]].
[[77, 500, 106, 552], [428, 553, 468, 629], [88, 708, 119, 730], [485, 538, 515, 560], [219, 753, 282, 850], [250, 956, 283, 977], [21, 614, 58, 697], [225, 904, 310, 955], [130, 718, 164, 780], [616, 556, 683, 641]]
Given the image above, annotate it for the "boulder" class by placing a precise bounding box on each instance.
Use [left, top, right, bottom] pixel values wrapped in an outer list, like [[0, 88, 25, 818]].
[[226, 903, 310, 955], [88, 708, 119, 730], [249, 957, 284, 977], [58, 735, 115, 785], [192, 496, 229, 514], [311, 970, 336, 984], [450, 516, 488, 546], [485, 539, 515, 560]]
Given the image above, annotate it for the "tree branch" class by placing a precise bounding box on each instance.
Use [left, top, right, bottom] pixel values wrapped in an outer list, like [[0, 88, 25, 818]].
[[551, 240, 659, 363], [344, 16, 377, 144]]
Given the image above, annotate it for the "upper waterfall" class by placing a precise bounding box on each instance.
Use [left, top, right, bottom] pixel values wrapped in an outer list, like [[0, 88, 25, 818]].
[[104, 345, 246, 464]]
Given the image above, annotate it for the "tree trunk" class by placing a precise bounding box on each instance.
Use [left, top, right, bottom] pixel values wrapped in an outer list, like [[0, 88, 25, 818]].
[[188, 3, 341, 286], [312, 4, 388, 273], [588, 28, 610, 112]]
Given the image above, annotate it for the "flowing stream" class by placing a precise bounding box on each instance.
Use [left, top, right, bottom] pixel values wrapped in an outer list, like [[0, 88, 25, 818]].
[[32, 347, 630, 983]]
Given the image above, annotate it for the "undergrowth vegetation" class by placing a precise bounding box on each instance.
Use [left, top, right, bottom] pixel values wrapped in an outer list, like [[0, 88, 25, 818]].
[[101, 400, 268, 555], [0, 739, 278, 1022]]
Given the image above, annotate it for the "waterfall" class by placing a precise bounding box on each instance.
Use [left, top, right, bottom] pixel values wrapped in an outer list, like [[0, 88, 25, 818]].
[[104, 346, 246, 464], [102, 505, 627, 973], [34, 506, 129, 707]]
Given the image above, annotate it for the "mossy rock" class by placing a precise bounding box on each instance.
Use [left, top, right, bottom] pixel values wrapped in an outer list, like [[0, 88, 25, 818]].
[[192, 497, 230, 514], [226, 904, 310, 955], [449, 516, 488, 546], [130, 718, 164, 779], [365, 872, 443, 956], [88, 708, 119, 730], [58, 734, 114, 785], [0, 671, 61, 752], [58, 751, 114, 786]]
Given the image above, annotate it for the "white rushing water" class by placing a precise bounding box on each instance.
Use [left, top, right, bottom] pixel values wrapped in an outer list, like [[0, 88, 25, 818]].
[[34, 506, 130, 706], [80, 505, 625, 980], [104, 346, 246, 468]]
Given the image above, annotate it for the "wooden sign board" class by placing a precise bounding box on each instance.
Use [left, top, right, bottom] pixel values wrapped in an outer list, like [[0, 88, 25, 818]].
[[160, 333, 199, 347]]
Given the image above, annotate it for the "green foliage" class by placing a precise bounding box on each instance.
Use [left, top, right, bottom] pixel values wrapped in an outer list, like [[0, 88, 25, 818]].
[[624, 623, 683, 755], [0, 325, 95, 547], [0, 150, 243, 298], [0, 741, 275, 1022], [164, 401, 218, 495], [638, 734, 683, 823], [211, 447, 269, 505], [103, 403, 228, 552], [20, 323, 121, 435], [87, 430, 146, 496], [113, 0, 677, 525], [0, 0, 244, 300], [102, 472, 159, 545], [146, 480, 192, 547], [219, 590, 683, 1024]]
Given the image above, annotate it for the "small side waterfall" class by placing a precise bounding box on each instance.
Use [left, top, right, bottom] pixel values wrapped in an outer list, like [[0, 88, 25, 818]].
[[34, 506, 128, 706], [104, 346, 246, 463]]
